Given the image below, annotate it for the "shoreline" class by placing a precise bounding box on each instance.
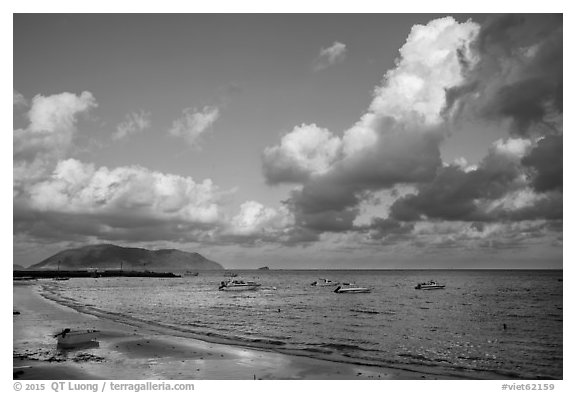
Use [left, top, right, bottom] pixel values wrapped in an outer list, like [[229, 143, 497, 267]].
[[13, 282, 463, 380]]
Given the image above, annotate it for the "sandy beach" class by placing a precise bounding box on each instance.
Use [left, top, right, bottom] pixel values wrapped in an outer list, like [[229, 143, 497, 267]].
[[13, 282, 445, 380]]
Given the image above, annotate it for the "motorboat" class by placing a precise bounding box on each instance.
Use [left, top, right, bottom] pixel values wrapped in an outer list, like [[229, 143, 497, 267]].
[[414, 280, 445, 290], [54, 328, 99, 347], [218, 278, 261, 291], [310, 278, 340, 287], [334, 284, 371, 293]]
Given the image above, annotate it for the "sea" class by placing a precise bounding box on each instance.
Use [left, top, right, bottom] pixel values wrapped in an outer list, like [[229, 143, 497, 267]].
[[42, 269, 563, 379]]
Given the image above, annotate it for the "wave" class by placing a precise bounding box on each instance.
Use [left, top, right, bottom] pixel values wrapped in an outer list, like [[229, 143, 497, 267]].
[[38, 273, 562, 380], [38, 283, 471, 379]]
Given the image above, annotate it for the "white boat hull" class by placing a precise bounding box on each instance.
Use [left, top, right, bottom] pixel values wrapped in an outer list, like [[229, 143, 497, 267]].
[[334, 286, 371, 293], [417, 285, 445, 290]]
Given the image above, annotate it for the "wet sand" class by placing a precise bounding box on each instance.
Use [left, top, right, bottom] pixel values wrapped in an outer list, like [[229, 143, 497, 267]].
[[13, 282, 446, 380]]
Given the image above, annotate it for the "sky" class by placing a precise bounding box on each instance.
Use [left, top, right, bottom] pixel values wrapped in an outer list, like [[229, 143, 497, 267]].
[[12, 13, 563, 269]]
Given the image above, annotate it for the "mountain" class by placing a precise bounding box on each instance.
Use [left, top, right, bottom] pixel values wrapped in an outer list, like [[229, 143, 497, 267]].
[[13, 264, 26, 270], [28, 244, 224, 272]]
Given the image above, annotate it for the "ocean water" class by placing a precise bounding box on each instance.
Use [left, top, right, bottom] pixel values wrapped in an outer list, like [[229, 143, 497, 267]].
[[43, 270, 562, 379]]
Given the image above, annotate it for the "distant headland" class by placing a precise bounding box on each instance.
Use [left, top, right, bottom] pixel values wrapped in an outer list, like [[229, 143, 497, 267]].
[[22, 244, 224, 272]]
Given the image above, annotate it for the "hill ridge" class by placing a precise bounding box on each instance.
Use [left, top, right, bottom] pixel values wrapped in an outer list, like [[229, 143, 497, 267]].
[[29, 244, 224, 271]]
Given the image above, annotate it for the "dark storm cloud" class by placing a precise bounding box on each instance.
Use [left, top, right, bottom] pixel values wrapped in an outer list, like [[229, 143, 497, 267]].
[[290, 200, 359, 233], [337, 130, 443, 190], [282, 129, 442, 234], [446, 14, 562, 135], [521, 134, 563, 192], [506, 191, 562, 221], [365, 218, 415, 241], [388, 164, 515, 222], [476, 14, 561, 61], [387, 14, 563, 230], [390, 167, 478, 222], [389, 148, 562, 224], [262, 157, 317, 185], [475, 219, 562, 250], [280, 226, 321, 245], [13, 204, 219, 245]]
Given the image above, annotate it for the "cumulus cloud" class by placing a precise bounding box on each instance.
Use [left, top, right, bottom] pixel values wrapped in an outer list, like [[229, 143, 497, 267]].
[[15, 154, 224, 243], [385, 14, 563, 234], [368, 17, 480, 127], [13, 15, 562, 260], [168, 105, 220, 146], [13, 156, 226, 249], [26, 91, 97, 134], [229, 201, 279, 235], [225, 201, 293, 242], [113, 110, 151, 140], [262, 15, 561, 253], [262, 124, 342, 183], [13, 91, 249, 246], [14, 89, 27, 107], [264, 17, 480, 236], [14, 91, 98, 193], [313, 41, 347, 71], [25, 159, 220, 222], [12, 90, 296, 249]]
